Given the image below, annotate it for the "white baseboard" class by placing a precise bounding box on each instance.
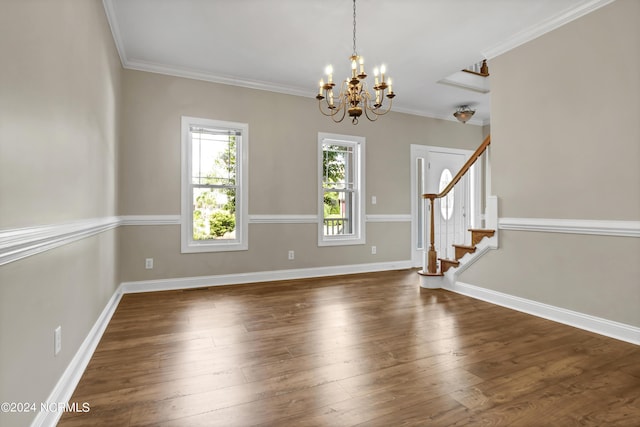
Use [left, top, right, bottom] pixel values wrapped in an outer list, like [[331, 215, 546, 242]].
[[121, 260, 414, 293], [30, 288, 124, 427], [445, 281, 640, 345]]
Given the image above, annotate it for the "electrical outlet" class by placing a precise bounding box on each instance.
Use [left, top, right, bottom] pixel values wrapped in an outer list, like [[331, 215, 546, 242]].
[[145, 258, 153, 269], [371, 196, 377, 205], [371, 246, 377, 255], [54, 326, 62, 356], [288, 250, 295, 260]]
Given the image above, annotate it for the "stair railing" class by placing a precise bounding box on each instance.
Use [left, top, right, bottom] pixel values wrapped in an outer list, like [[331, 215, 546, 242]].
[[423, 135, 491, 274]]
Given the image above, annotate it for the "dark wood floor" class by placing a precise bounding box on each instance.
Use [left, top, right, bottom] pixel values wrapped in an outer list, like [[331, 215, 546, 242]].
[[59, 269, 640, 426]]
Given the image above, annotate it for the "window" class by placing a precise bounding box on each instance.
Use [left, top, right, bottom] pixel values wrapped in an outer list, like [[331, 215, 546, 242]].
[[181, 117, 248, 253], [318, 132, 365, 246]]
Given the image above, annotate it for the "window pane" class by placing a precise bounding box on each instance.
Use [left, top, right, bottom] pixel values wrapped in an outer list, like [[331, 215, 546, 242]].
[[192, 187, 236, 241], [322, 144, 354, 190], [323, 190, 354, 236], [191, 129, 237, 186]]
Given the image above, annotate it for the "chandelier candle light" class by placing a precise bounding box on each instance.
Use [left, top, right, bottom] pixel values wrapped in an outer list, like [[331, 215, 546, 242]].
[[316, 0, 395, 124]]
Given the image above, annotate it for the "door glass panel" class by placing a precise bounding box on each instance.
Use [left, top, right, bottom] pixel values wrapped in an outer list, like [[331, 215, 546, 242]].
[[416, 158, 424, 250], [439, 168, 454, 220]]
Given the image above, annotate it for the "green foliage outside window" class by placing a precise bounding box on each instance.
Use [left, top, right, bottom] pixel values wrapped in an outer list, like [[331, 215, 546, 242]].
[[193, 135, 237, 240], [323, 144, 346, 217]]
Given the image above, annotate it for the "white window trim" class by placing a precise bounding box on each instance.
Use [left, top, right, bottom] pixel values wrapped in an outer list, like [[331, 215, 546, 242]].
[[181, 116, 248, 253], [317, 132, 366, 246]]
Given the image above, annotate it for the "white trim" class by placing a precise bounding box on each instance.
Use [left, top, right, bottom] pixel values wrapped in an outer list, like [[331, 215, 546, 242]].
[[121, 261, 413, 294], [0, 214, 424, 267], [445, 281, 640, 346], [120, 215, 181, 226], [30, 286, 124, 427], [249, 214, 318, 224], [499, 218, 640, 238], [180, 117, 249, 253], [125, 59, 313, 100], [2, 216, 634, 268], [366, 214, 411, 223], [318, 133, 366, 247], [0, 217, 120, 267], [101, 0, 128, 66], [483, 0, 615, 59]]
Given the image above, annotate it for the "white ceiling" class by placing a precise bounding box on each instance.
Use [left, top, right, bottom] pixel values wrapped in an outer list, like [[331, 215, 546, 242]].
[[102, 0, 612, 126]]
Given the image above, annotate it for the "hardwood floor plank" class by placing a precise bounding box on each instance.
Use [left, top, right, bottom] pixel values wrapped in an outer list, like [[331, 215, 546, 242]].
[[145, 382, 351, 427], [58, 269, 640, 426]]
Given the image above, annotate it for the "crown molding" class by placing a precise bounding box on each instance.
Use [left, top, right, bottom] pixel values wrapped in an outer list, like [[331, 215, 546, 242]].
[[124, 59, 313, 100], [482, 0, 616, 59], [102, 0, 128, 67]]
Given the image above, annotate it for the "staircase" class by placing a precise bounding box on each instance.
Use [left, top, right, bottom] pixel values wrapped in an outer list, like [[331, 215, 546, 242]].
[[440, 229, 495, 273], [418, 135, 498, 289]]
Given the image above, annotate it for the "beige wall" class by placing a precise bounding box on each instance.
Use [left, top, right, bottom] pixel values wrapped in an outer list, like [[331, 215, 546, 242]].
[[9, 1, 634, 424], [0, 1, 122, 426], [118, 70, 483, 281], [460, 0, 640, 326]]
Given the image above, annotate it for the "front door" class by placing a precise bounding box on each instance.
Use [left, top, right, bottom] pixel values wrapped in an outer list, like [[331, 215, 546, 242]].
[[411, 145, 473, 266]]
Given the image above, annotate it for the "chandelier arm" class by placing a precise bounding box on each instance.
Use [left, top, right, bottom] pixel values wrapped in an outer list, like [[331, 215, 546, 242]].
[[317, 101, 337, 117], [366, 96, 394, 117], [318, 79, 350, 117], [362, 102, 380, 122], [318, 99, 346, 118], [331, 103, 348, 123], [356, 88, 382, 122]]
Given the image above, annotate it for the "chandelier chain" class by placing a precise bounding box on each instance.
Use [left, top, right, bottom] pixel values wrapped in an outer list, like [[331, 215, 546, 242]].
[[352, 0, 357, 56]]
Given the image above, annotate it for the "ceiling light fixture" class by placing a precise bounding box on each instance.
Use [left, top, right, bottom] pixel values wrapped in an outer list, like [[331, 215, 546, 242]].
[[316, 0, 395, 125], [453, 105, 475, 124]]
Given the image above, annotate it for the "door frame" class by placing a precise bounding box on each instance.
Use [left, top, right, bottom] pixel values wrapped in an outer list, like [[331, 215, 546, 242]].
[[410, 144, 481, 267]]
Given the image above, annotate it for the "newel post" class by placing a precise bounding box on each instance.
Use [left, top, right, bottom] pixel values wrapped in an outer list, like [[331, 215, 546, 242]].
[[424, 194, 438, 274]]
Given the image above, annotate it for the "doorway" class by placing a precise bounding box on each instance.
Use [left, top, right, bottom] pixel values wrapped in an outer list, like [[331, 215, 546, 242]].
[[410, 145, 478, 267]]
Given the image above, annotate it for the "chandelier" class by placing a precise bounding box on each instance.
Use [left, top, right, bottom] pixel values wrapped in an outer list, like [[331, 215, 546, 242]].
[[316, 0, 395, 124]]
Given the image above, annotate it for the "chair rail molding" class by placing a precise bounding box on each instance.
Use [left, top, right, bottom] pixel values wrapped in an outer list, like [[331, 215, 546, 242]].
[[0, 213, 417, 266], [499, 217, 640, 238], [119, 215, 181, 226], [0, 217, 120, 266]]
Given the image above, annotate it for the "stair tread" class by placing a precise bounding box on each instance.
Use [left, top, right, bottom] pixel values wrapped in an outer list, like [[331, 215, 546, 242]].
[[468, 228, 496, 232], [439, 258, 460, 264], [453, 244, 475, 249]]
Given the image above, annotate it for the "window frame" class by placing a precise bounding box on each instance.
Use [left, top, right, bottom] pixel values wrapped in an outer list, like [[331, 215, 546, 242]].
[[317, 132, 366, 246], [181, 116, 248, 253]]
